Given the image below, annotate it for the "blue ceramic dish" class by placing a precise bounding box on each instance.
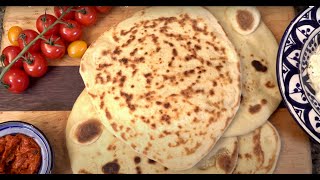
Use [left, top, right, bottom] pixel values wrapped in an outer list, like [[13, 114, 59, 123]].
[[0, 121, 53, 174], [277, 6, 320, 143]]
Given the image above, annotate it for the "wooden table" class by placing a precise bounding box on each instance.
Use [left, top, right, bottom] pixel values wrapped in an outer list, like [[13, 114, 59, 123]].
[[0, 6, 312, 174]]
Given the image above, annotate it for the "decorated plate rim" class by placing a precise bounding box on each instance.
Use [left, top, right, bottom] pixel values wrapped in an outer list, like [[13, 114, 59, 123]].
[[277, 6, 320, 143]]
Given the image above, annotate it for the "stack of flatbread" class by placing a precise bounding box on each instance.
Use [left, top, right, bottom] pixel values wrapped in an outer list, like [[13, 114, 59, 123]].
[[66, 6, 282, 174]]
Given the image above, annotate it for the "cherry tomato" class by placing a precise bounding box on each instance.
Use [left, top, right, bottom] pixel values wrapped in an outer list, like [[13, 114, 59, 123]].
[[23, 52, 48, 78], [59, 20, 82, 42], [40, 35, 66, 60], [74, 6, 97, 26], [18, 29, 41, 53], [67, 40, 87, 58], [8, 26, 23, 46], [54, 6, 75, 20], [36, 13, 59, 36], [1, 46, 24, 69], [2, 68, 29, 93], [94, 6, 112, 13]]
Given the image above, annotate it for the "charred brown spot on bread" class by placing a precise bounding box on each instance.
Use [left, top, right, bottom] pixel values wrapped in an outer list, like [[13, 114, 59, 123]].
[[119, 76, 127, 87], [105, 108, 112, 120], [244, 153, 252, 159], [261, 99, 267, 105], [113, 46, 122, 55], [121, 133, 127, 140], [194, 106, 200, 113], [78, 169, 92, 174], [251, 60, 267, 72], [183, 69, 195, 76], [97, 63, 112, 71], [111, 123, 118, 131], [95, 73, 105, 84], [148, 159, 156, 164], [75, 119, 102, 143], [135, 166, 142, 174], [172, 48, 178, 56], [88, 92, 97, 99], [120, 26, 136, 36], [130, 48, 138, 56], [151, 123, 156, 129], [134, 57, 145, 63], [131, 144, 137, 149], [119, 58, 128, 64], [185, 142, 202, 155], [249, 104, 262, 114], [102, 161, 120, 174], [163, 103, 171, 109], [120, 91, 135, 111], [161, 115, 171, 124], [102, 50, 110, 56], [265, 81, 275, 88], [100, 101, 105, 109], [217, 153, 233, 173], [132, 69, 138, 76], [163, 40, 174, 47], [107, 144, 117, 151], [236, 10, 254, 31], [212, 81, 217, 87], [209, 117, 217, 124], [253, 129, 264, 163], [134, 156, 141, 164], [112, 32, 119, 42]]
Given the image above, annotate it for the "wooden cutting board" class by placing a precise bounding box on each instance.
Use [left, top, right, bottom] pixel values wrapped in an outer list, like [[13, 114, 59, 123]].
[[0, 6, 312, 174]]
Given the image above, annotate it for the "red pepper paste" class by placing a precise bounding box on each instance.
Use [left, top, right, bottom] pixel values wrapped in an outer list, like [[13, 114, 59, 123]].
[[0, 134, 41, 174]]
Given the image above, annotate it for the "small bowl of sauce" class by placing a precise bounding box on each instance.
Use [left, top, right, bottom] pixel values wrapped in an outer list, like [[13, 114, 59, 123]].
[[0, 121, 53, 174]]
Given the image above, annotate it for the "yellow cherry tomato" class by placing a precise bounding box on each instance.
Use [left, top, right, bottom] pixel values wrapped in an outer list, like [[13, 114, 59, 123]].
[[8, 26, 23, 46], [67, 40, 87, 58]]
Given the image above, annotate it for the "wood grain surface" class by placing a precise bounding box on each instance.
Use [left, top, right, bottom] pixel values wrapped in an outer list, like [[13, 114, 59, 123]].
[[0, 66, 84, 111], [0, 6, 312, 174]]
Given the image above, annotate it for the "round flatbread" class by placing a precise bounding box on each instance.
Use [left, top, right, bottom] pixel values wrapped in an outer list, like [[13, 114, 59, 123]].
[[66, 90, 239, 174], [233, 122, 281, 174], [80, 6, 241, 170], [205, 6, 282, 137]]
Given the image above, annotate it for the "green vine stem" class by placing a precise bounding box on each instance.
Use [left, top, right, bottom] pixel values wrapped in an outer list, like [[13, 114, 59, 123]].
[[0, 6, 74, 83]]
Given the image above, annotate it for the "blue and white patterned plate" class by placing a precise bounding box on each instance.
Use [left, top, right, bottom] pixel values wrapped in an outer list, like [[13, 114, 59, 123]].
[[278, 6, 320, 143]]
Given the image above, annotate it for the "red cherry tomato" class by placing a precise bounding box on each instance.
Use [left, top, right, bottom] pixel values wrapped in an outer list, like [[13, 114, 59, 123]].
[[40, 35, 66, 60], [74, 6, 97, 26], [18, 29, 41, 53], [59, 20, 83, 42], [23, 52, 48, 78], [2, 68, 29, 93], [94, 6, 112, 13], [1, 46, 24, 69], [36, 13, 59, 36], [54, 6, 75, 20]]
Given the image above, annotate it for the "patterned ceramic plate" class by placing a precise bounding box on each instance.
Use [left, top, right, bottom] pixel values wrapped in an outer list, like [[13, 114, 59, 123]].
[[278, 6, 320, 143]]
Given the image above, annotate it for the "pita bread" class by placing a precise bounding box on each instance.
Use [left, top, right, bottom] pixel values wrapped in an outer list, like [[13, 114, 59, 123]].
[[205, 6, 282, 137], [80, 6, 241, 170], [232, 122, 281, 174], [66, 90, 239, 174]]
